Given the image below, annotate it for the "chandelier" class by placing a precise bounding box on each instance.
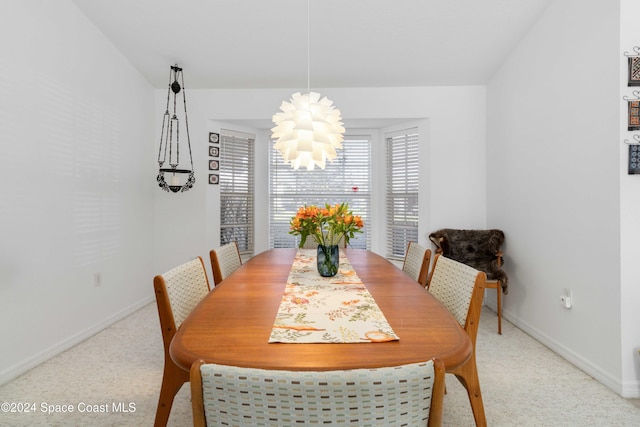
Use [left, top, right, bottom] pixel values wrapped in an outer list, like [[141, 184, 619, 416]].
[[271, 1, 345, 171], [156, 64, 195, 193]]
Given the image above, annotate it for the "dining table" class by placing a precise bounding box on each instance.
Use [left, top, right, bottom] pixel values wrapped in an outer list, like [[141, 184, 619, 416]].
[[170, 248, 472, 373]]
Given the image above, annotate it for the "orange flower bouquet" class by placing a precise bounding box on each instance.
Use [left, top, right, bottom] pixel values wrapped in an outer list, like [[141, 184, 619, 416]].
[[289, 202, 364, 248]]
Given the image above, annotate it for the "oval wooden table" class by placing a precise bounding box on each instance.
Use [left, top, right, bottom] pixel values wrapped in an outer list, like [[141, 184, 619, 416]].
[[170, 248, 472, 372]]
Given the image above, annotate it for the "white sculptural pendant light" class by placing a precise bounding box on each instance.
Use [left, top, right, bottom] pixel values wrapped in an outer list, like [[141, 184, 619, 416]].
[[271, 0, 345, 171], [272, 92, 345, 170]]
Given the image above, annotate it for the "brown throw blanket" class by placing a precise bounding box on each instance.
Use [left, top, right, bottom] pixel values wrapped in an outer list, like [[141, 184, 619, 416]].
[[428, 228, 508, 294]]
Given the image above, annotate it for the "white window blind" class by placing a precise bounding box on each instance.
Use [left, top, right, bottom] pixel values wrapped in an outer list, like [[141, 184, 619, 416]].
[[220, 130, 254, 256], [386, 129, 419, 260], [269, 135, 371, 249]]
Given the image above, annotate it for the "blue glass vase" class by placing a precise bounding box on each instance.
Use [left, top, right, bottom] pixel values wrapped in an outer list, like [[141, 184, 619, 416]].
[[317, 244, 339, 277]]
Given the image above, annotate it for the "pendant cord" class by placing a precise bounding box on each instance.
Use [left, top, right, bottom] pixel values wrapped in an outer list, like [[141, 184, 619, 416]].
[[307, 0, 310, 93]]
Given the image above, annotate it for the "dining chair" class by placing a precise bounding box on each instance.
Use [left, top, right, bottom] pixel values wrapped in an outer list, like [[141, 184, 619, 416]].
[[427, 254, 487, 427], [300, 238, 319, 249], [299, 239, 348, 249], [209, 241, 242, 286], [402, 241, 432, 287], [428, 228, 507, 334], [153, 256, 211, 427], [190, 358, 446, 427]]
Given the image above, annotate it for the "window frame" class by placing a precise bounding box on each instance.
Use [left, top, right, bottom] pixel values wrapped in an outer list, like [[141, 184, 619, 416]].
[[219, 129, 255, 257], [268, 134, 372, 250], [385, 128, 420, 260]]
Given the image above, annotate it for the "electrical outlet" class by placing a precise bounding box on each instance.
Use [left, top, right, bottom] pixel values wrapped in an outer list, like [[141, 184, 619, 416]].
[[560, 294, 572, 309], [560, 288, 572, 309], [94, 272, 102, 287], [560, 295, 572, 308]]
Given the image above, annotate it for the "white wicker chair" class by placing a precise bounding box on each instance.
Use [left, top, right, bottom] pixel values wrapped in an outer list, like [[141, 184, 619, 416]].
[[153, 257, 211, 427], [402, 241, 431, 287], [299, 239, 347, 249], [209, 241, 242, 286], [190, 358, 445, 427], [427, 254, 487, 427], [300, 238, 319, 249]]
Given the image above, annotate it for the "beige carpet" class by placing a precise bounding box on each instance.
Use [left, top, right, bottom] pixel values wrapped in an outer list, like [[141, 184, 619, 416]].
[[1, 303, 639, 426]]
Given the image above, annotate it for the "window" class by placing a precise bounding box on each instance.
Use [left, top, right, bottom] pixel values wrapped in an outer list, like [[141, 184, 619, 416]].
[[269, 135, 371, 249], [220, 129, 254, 256], [386, 128, 419, 260]]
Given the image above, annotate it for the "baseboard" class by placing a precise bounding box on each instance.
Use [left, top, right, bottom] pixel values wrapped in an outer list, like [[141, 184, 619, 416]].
[[488, 303, 640, 398], [622, 380, 640, 398], [0, 296, 154, 386]]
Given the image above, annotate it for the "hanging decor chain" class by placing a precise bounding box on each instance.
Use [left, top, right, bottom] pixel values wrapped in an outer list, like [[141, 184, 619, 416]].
[[158, 66, 173, 167], [180, 67, 195, 172], [170, 65, 179, 168]]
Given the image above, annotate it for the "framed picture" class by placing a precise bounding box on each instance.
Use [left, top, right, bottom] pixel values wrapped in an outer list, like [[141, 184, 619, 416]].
[[209, 174, 219, 185], [629, 100, 640, 131], [629, 145, 640, 175], [209, 146, 219, 157], [629, 57, 640, 86], [209, 132, 220, 143], [209, 159, 219, 171]]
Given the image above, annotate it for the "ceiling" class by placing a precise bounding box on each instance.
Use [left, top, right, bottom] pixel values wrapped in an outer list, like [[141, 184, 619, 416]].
[[72, 0, 553, 90]]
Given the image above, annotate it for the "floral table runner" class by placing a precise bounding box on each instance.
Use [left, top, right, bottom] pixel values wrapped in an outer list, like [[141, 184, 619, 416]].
[[268, 249, 399, 344]]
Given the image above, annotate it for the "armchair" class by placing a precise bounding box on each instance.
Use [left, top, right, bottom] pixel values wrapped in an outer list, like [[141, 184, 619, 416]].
[[428, 228, 507, 334]]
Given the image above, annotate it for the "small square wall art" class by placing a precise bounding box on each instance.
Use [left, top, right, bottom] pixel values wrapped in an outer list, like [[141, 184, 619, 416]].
[[629, 100, 640, 131], [629, 57, 640, 86]]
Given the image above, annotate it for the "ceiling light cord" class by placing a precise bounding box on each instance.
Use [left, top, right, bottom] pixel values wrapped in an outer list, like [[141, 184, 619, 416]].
[[307, 0, 310, 94]]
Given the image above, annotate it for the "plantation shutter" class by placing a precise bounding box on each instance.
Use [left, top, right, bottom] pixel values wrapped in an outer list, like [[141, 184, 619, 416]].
[[220, 129, 254, 256], [269, 135, 371, 249], [386, 128, 419, 260]]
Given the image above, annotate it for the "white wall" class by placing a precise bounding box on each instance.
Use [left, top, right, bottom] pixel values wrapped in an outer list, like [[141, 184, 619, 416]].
[[1, 1, 488, 385], [487, 0, 630, 395], [0, 1, 155, 384], [153, 86, 488, 270], [6, 0, 635, 401], [620, 0, 640, 398]]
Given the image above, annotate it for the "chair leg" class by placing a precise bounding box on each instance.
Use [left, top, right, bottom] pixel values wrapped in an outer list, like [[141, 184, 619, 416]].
[[485, 280, 502, 334], [449, 352, 487, 427], [154, 358, 189, 427], [496, 282, 502, 335]]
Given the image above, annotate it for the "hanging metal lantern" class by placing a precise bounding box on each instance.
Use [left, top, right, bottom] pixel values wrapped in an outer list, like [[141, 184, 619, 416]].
[[157, 64, 195, 193]]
